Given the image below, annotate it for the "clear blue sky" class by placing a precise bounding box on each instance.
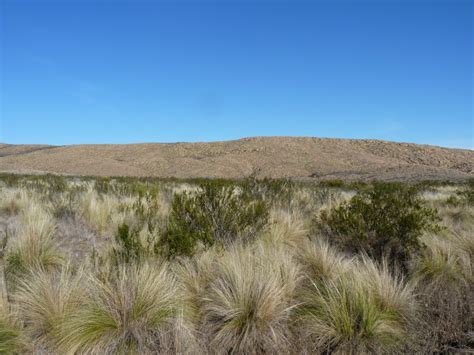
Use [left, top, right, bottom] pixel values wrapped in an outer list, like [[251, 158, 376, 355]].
[[1, 0, 472, 149]]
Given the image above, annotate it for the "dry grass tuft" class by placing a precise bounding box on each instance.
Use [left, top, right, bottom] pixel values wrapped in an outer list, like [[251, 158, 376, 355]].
[[199, 244, 301, 354], [13, 265, 83, 351], [58, 262, 181, 353], [0, 188, 31, 215], [5, 203, 64, 284], [262, 208, 309, 248], [411, 231, 473, 351], [79, 189, 133, 235], [0, 293, 24, 353], [414, 235, 472, 288], [298, 238, 352, 283], [297, 253, 415, 353]]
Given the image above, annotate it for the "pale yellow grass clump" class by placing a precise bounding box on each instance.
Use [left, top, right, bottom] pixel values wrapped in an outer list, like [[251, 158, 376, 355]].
[[0, 188, 31, 215], [421, 185, 459, 202], [5, 203, 64, 283], [171, 183, 202, 196], [262, 208, 309, 248], [58, 262, 181, 353], [438, 204, 474, 235], [357, 256, 416, 323], [79, 189, 135, 235], [13, 265, 84, 351], [298, 238, 352, 283], [174, 248, 219, 325], [411, 229, 473, 350], [296, 247, 416, 353], [413, 233, 472, 289], [415, 201, 473, 288], [291, 186, 355, 216], [0, 293, 24, 353], [199, 244, 301, 354]]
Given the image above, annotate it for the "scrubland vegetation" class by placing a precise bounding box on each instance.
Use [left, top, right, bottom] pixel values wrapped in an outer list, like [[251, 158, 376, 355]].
[[0, 173, 472, 354]]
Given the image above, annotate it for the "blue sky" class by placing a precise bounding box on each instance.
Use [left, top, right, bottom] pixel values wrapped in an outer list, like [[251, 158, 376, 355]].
[[1, 0, 472, 149]]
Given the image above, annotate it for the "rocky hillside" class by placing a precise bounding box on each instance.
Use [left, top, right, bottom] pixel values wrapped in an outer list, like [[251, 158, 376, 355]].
[[0, 137, 472, 181]]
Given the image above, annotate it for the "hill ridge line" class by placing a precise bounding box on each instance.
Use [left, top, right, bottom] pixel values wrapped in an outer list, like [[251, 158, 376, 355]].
[[0, 137, 472, 181]]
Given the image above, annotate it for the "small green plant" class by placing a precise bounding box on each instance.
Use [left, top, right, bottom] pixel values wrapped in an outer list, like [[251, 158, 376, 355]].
[[94, 177, 112, 195], [111, 224, 148, 264], [241, 175, 296, 205], [126, 191, 162, 234], [456, 178, 474, 205], [318, 182, 440, 270], [161, 181, 269, 258], [319, 179, 345, 188]]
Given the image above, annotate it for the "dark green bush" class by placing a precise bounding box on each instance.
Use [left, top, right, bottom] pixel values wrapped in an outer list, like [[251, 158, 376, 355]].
[[0, 173, 22, 187], [94, 177, 114, 194], [241, 176, 296, 202], [319, 179, 345, 188], [318, 182, 440, 270], [160, 181, 269, 258], [457, 178, 474, 205], [110, 192, 164, 264], [111, 223, 148, 264]]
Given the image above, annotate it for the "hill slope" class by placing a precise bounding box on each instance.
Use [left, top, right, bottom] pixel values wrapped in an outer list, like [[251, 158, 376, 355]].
[[0, 137, 472, 181]]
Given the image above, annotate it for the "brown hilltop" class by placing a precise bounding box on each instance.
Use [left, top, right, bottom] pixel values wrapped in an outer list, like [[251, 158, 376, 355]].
[[0, 137, 472, 181]]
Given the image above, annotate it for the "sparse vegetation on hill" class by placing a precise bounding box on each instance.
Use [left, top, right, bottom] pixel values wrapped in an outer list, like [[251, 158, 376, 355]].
[[0, 173, 472, 353], [0, 137, 473, 181]]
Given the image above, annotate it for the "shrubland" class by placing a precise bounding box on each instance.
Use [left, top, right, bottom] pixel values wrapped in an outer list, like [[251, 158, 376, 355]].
[[0, 173, 472, 353]]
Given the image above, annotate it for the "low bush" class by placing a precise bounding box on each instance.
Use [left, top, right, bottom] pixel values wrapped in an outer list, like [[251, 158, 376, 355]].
[[161, 181, 269, 258], [457, 178, 474, 205], [318, 182, 439, 270], [241, 176, 296, 206], [110, 223, 151, 265]]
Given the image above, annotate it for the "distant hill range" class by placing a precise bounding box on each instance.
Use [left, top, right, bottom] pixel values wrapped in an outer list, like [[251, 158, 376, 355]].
[[0, 137, 472, 181]]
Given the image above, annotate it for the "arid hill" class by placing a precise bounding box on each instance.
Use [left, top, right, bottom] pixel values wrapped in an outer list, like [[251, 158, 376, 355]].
[[0, 137, 472, 181]]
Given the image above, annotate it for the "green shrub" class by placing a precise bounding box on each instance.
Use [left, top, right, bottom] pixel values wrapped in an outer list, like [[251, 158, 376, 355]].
[[241, 176, 296, 204], [457, 178, 474, 205], [319, 182, 439, 270], [128, 191, 162, 233], [319, 179, 345, 188], [111, 224, 147, 264], [161, 181, 269, 258], [0, 173, 22, 188], [94, 177, 112, 195]]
